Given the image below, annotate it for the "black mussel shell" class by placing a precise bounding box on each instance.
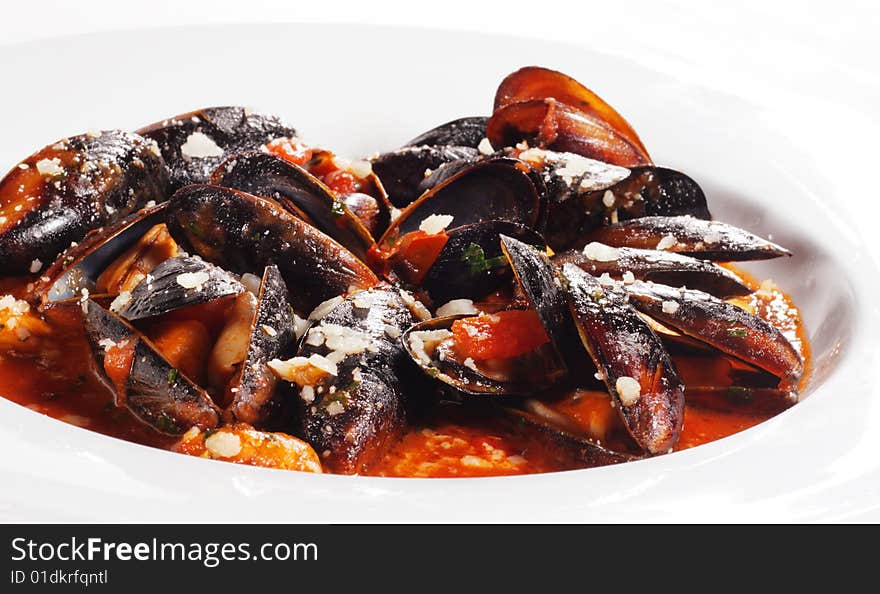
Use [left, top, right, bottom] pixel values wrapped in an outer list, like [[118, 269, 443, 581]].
[[0, 130, 169, 275], [559, 263, 685, 454], [138, 106, 296, 190], [420, 221, 544, 304], [211, 151, 374, 259], [403, 116, 489, 149], [553, 246, 751, 298], [586, 216, 791, 261], [378, 157, 545, 246], [36, 202, 169, 303], [370, 145, 478, 207], [82, 299, 220, 434], [114, 255, 244, 321], [402, 314, 564, 396], [291, 287, 417, 474], [225, 265, 298, 426], [165, 184, 379, 312]]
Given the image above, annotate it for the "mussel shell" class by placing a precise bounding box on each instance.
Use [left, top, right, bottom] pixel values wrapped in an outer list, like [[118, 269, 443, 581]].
[[542, 163, 711, 251], [137, 106, 296, 190], [402, 314, 565, 396], [553, 247, 751, 298], [494, 66, 650, 158], [164, 184, 379, 312], [402, 116, 489, 149], [420, 222, 544, 304], [560, 263, 685, 454], [622, 280, 804, 387], [586, 215, 790, 261], [82, 299, 220, 434], [370, 145, 478, 207], [377, 157, 545, 246], [226, 265, 298, 426], [684, 386, 797, 416], [210, 151, 375, 259], [487, 99, 651, 167], [114, 255, 244, 321], [0, 130, 169, 275], [499, 234, 576, 371], [500, 404, 638, 467], [293, 287, 417, 474], [35, 202, 169, 304]]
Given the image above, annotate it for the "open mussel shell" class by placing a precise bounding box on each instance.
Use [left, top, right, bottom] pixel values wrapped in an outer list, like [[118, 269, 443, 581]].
[[82, 299, 220, 434], [559, 263, 685, 454], [402, 314, 565, 396], [0, 130, 169, 275], [370, 145, 478, 207], [165, 184, 379, 312], [623, 280, 804, 388], [586, 216, 790, 261], [540, 161, 711, 251], [137, 106, 297, 190], [292, 287, 417, 474], [499, 234, 576, 370], [684, 386, 797, 416], [402, 116, 489, 149], [494, 66, 650, 158], [225, 265, 297, 426], [420, 221, 544, 304], [553, 246, 751, 298], [114, 255, 244, 321], [210, 151, 376, 259], [35, 202, 169, 304], [487, 99, 651, 167], [377, 156, 545, 246], [500, 402, 638, 467]]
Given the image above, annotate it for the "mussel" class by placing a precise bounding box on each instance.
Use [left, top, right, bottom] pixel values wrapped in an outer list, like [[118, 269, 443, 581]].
[[370, 145, 480, 207], [271, 287, 418, 474], [137, 106, 297, 190], [210, 151, 375, 259], [0, 130, 169, 275], [559, 263, 685, 454], [164, 184, 379, 312], [83, 299, 221, 434], [488, 66, 651, 167], [402, 116, 489, 149]]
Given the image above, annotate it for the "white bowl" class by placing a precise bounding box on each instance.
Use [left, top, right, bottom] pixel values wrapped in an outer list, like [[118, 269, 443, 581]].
[[1, 24, 877, 522]]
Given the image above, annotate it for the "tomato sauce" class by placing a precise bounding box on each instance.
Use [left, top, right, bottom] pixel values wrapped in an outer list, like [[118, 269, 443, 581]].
[[0, 266, 810, 477]]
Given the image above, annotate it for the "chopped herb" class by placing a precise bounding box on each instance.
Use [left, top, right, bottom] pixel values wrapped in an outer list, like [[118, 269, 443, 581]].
[[331, 199, 346, 217], [728, 386, 753, 400], [187, 221, 206, 239], [727, 327, 748, 338], [167, 368, 179, 384], [155, 414, 178, 434], [251, 230, 263, 242], [426, 367, 440, 377], [462, 243, 507, 275]]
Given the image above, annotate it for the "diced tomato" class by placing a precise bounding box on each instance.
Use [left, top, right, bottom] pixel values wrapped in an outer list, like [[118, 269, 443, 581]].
[[324, 170, 361, 195], [451, 310, 549, 360], [103, 338, 136, 401], [264, 138, 313, 166], [369, 230, 449, 285], [147, 320, 211, 385]]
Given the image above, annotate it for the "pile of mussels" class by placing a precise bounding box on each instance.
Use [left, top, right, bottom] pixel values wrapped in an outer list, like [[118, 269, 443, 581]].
[[0, 67, 804, 474]]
